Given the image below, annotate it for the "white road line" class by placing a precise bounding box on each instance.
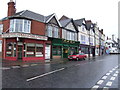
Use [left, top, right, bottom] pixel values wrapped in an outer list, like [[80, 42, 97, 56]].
[[26, 68, 65, 82], [75, 64, 80, 66], [97, 80, 104, 85], [110, 77, 116, 81], [106, 81, 112, 86], [12, 66, 20, 69], [114, 66, 118, 69], [103, 87, 109, 90], [1, 67, 11, 70], [21, 65, 29, 67], [102, 76, 108, 80], [31, 64, 38, 66], [91, 85, 99, 90], [113, 73, 118, 77], [106, 73, 110, 76], [109, 70, 113, 73], [115, 71, 119, 74], [112, 68, 116, 71]]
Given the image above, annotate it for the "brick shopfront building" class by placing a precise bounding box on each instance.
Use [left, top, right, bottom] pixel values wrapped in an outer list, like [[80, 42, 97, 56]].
[[0, 0, 62, 61]]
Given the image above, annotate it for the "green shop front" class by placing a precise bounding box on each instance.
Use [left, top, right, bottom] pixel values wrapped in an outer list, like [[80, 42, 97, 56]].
[[52, 38, 80, 59]]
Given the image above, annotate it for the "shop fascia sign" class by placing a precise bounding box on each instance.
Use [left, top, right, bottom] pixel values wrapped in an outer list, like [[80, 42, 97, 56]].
[[2, 33, 48, 41]]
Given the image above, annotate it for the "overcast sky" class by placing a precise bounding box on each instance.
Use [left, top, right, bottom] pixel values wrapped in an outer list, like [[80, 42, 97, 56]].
[[0, 0, 119, 38]]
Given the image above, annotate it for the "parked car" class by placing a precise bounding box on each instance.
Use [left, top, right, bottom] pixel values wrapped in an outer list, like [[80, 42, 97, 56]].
[[68, 53, 87, 61]]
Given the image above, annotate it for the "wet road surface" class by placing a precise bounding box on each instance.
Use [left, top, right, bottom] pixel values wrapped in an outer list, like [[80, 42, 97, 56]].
[[2, 55, 119, 89]]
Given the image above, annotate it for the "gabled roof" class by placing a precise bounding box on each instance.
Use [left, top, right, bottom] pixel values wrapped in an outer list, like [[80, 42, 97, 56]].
[[59, 16, 78, 32], [74, 18, 85, 26], [45, 13, 62, 27], [59, 19, 71, 27], [85, 20, 92, 31]]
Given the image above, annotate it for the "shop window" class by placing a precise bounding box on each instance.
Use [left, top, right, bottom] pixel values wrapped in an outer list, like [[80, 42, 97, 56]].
[[25, 43, 43, 57], [6, 42, 16, 57], [53, 46, 61, 55], [36, 44, 43, 57], [26, 43, 35, 57]]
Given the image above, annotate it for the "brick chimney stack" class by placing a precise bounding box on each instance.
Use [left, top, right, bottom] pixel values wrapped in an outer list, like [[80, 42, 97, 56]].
[[7, 0, 16, 17]]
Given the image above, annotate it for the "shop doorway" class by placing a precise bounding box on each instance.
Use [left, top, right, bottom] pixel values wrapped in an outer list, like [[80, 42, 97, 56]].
[[45, 45, 51, 60], [63, 49, 68, 58], [18, 46, 23, 60]]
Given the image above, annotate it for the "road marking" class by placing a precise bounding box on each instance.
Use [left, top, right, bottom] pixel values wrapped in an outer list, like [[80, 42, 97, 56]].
[[21, 65, 29, 67], [75, 64, 80, 66], [115, 71, 119, 74], [12, 66, 20, 69], [114, 66, 118, 69], [31, 64, 38, 66], [91, 85, 99, 89], [110, 77, 116, 81], [112, 68, 116, 71], [97, 80, 104, 85], [1, 67, 10, 70], [103, 87, 109, 90], [106, 81, 112, 86], [109, 70, 113, 73], [26, 68, 65, 82], [102, 76, 108, 80], [106, 73, 110, 76], [113, 73, 118, 77]]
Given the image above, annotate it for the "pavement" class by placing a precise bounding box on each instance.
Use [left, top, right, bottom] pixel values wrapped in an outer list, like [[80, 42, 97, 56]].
[[1, 54, 107, 67]]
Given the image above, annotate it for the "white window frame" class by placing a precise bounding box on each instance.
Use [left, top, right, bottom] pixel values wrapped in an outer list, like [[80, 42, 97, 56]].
[[10, 19, 31, 33]]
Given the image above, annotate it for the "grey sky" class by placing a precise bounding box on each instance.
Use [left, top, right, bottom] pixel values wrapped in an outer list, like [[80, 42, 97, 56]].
[[0, 0, 119, 38]]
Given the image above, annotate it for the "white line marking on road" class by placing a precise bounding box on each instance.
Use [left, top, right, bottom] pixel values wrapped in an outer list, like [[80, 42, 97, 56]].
[[106, 81, 112, 86], [106, 73, 110, 76], [26, 68, 65, 82], [114, 66, 118, 69], [75, 64, 80, 66], [110, 77, 116, 81], [31, 64, 38, 66], [103, 87, 109, 90], [97, 80, 104, 85], [21, 65, 29, 67], [115, 71, 119, 74], [91, 85, 99, 89], [102, 76, 108, 80], [109, 70, 113, 73], [12, 66, 20, 69], [1, 67, 11, 70], [113, 73, 118, 77], [112, 68, 116, 71]]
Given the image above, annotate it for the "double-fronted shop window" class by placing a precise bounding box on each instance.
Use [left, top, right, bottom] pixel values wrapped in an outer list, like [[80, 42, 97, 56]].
[[25, 43, 43, 57], [52, 46, 62, 55]]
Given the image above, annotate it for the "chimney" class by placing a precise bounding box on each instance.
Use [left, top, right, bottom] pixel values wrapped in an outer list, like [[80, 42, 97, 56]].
[[112, 34, 114, 41], [7, 0, 16, 16]]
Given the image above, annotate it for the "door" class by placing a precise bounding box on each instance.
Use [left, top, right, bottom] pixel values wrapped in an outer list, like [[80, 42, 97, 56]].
[[18, 46, 23, 60], [45, 45, 51, 59], [63, 49, 68, 58]]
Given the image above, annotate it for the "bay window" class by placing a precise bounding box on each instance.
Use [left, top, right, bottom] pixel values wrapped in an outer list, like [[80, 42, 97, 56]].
[[10, 19, 31, 33], [0, 24, 3, 34]]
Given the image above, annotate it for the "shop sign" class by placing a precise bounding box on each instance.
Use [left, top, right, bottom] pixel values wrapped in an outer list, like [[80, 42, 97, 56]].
[[2, 33, 48, 41]]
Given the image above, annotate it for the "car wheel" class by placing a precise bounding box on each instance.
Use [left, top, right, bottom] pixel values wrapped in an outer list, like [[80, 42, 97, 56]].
[[83, 58, 85, 60], [76, 57, 79, 61]]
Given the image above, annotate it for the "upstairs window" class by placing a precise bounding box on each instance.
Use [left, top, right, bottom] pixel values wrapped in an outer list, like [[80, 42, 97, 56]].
[[0, 24, 3, 34], [47, 25, 59, 38], [10, 19, 31, 33]]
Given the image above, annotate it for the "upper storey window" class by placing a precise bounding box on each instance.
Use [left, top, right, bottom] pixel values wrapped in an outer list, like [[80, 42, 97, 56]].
[[10, 19, 31, 33]]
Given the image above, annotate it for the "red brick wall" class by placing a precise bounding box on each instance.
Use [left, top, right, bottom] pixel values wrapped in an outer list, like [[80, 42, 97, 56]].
[[31, 20, 46, 36]]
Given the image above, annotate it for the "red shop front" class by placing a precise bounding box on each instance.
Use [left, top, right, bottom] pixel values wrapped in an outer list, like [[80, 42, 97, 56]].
[[2, 33, 48, 61]]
